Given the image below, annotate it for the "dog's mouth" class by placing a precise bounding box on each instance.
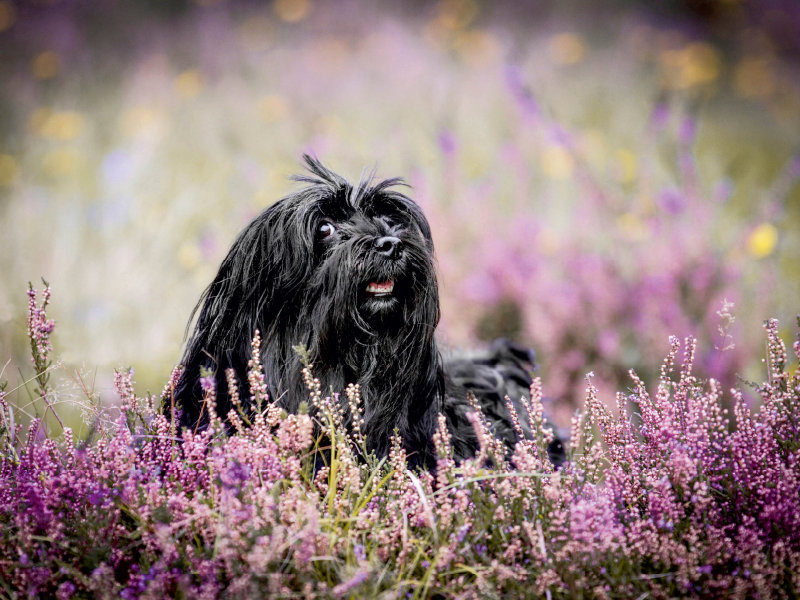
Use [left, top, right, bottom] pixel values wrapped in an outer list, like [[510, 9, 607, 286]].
[[359, 275, 402, 324], [365, 279, 394, 297]]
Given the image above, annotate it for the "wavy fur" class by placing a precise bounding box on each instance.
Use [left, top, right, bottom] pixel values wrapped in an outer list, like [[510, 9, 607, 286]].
[[175, 156, 564, 470]]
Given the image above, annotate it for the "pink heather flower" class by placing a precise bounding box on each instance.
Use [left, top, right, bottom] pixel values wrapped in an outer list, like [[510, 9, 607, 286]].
[[160, 365, 183, 403], [276, 414, 314, 453], [115, 369, 136, 413], [26, 284, 56, 364], [199, 373, 215, 395], [247, 330, 269, 408], [331, 570, 369, 597]]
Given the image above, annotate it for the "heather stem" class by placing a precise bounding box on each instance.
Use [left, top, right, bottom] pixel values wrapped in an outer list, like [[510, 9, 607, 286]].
[[26, 282, 64, 433]]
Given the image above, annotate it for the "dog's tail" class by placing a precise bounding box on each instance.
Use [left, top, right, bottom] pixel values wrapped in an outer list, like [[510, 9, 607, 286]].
[[443, 339, 566, 468]]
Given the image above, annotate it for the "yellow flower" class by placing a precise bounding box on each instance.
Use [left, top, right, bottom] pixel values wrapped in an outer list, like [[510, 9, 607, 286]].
[[0, 1, 16, 33], [612, 149, 637, 184], [541, 146, 574, 180], [734, 58, 774, 99], [42, 148, 82, 177], [617, 213, 648, 242], [174, 69, 203, 99], [257, 94, 289, 123], [38, 111, 85, 140], [746, 223, 778, 258], [32, 51, 59, 80], [178, 242, 202, 270], [660, 42, 721, 89]]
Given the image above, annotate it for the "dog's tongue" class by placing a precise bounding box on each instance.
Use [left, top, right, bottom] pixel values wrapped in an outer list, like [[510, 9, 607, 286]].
[[366, 280, 394, 294]]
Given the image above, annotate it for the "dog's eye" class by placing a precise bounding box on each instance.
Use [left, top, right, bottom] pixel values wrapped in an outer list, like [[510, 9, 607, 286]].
[[317, 222, 336, 239]]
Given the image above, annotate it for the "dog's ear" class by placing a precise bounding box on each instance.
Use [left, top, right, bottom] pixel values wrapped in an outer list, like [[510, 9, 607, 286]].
[[186, 199, 317, 359], [176, 168, 342, 429], [178, 157, 354, 414]]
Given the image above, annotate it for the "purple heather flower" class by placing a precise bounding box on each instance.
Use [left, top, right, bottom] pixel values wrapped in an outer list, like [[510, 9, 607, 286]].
[[332, 571, 369, 597], [56, 581, 76, 600], [548, 125, 574, 149], [713, 179, 733, 203], [438, 131, 458, 158], [3, 266, 800, 597], [457, 524, 470, 543], [505, 65, 539, 118], [679, 116, 697, 145], [698, 565, 713, 575], [788, 156, 800, 179], [199, 373, 216, 394], [651, 102, 669, 129], [353, 543, 366, 562], [659, 189, 686, 215]]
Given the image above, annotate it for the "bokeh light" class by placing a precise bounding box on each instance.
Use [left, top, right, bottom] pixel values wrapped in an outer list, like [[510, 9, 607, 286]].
[[548, 33, 585, 66], [274, 0, 311, 23], [31, 50, 60, 80], [0, 154, 18, 186], [0, 1, 15, 32]]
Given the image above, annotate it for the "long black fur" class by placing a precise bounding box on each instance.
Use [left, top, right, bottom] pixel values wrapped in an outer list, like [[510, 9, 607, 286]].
[[174, 156, 564, 470]]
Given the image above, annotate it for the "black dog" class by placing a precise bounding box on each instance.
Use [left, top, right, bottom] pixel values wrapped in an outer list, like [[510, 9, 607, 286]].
[[174, 156, 564, 470]]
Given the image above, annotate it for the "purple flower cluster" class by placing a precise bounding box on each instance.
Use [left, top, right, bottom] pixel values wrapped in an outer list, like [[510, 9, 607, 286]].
[[2, 288, 799, 599]]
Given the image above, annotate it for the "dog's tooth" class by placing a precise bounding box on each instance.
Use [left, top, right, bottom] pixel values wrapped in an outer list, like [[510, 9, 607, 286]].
[[366, 280, 394, 294]]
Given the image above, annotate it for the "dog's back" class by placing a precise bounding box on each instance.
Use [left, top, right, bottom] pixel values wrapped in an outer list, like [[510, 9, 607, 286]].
[[444, 339, 566, 468]]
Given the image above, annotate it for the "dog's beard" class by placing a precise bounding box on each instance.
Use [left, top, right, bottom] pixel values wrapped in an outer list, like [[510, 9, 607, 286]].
[[300, 220, 440, 458], [308, 232, 433, 333]]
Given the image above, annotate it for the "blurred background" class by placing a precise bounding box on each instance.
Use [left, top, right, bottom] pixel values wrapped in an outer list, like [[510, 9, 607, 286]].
[[1, 0, 799, 432]]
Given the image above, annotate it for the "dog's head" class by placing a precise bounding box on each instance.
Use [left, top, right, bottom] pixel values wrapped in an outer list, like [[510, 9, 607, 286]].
[[178, 156, 443, 460], [195, 156, 439, 350], [291, 157, 439, 340]]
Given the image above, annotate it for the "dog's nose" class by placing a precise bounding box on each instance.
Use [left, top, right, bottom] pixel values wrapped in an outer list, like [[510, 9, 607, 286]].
[[374, 236, 402, 259]]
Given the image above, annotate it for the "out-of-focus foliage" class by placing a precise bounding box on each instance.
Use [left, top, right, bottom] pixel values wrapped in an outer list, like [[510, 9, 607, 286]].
[[1, 0, 799, 430]]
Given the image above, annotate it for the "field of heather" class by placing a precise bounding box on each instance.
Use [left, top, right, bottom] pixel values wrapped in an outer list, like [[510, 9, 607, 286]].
[[2, 285, 800, 598], [1, 0, 800, 598]]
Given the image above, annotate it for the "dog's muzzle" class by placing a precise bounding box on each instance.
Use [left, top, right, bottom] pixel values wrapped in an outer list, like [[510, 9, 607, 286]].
[[362, 236, 403, 299]]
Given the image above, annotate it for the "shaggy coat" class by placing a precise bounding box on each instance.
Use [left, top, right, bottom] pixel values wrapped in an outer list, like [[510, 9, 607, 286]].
[[175, 156, 564, 470]]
